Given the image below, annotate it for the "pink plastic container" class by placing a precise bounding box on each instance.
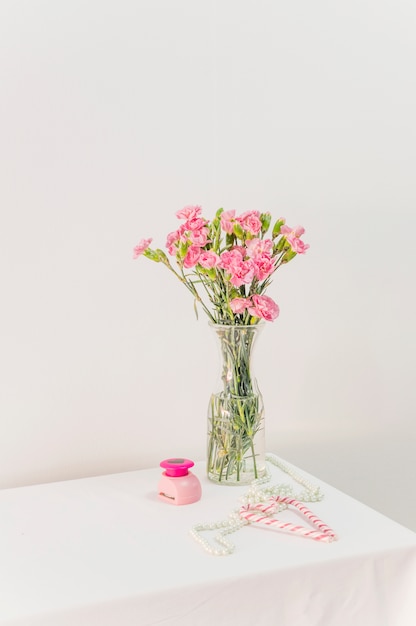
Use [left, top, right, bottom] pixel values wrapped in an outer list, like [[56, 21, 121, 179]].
[[158, 458, 202, 505]]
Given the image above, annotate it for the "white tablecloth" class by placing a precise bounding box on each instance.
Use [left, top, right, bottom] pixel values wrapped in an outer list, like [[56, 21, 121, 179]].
[[1, 458, 415, 625]]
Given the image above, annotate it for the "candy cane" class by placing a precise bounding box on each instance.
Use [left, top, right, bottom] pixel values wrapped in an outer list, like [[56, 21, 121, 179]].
[[239, 496, 337, 543]]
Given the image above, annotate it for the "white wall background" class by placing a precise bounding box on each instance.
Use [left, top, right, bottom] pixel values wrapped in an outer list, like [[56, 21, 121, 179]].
[[1, 1, 415, 531]]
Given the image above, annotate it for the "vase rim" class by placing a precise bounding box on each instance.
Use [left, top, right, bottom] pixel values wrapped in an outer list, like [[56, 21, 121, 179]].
[[208, 321, 265, 329]]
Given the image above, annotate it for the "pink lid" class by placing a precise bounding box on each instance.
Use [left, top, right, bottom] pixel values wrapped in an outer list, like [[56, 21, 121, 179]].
[[160, 458, 194, 477]]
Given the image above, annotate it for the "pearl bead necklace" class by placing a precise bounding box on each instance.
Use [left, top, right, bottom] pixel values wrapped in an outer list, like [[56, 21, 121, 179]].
[[190, 453, 325, 556]]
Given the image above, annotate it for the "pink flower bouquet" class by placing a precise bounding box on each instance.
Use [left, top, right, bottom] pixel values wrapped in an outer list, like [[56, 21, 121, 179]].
[[133, 206, 308, 326], [134, 206, 309, 483]]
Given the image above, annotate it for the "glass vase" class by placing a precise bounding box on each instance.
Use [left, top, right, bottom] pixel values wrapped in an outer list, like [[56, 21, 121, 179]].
[[207, 323, 266, 485]]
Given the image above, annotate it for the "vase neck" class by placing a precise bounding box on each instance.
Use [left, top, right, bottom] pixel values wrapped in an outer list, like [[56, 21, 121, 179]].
[[209, 323, 264, 397], [209, 322, 265, 341]]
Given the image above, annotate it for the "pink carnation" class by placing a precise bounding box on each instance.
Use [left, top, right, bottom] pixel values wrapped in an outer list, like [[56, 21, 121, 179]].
[[183, 244, 201, 268], [280, 225, 309, 254], [229, 260, 255, 287], [232, 245, 247, 257], [245, 238, 273, 258], [176, 205, 202, 220], [230, 297, 251, 314], [253, 253, 275, 281], [166, 225, 188, 256], [133, 238, 152, 259], [190, 227, 209, 246], [280, 224, 305, 237], [186, 217, 206, 231], [220, 210, 236, 234], [198, 250, 220, 269], [219, 248, 244, 272], [237, 211, 262, 235], [289, 237, 309, 254], [248, 294, 279, 321], [219, 248, 254, 287], [166, 231, 179, 256]]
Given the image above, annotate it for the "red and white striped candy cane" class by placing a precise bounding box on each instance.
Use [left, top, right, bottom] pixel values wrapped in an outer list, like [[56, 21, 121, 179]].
[[239, 496, 337, 543]]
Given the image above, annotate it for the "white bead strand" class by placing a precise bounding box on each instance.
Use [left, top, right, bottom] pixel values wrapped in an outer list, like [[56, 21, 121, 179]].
[[190, 453, 326, 556]]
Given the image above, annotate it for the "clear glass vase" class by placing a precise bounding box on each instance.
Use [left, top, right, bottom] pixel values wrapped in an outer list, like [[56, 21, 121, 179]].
[[207, 323, 266, 485]]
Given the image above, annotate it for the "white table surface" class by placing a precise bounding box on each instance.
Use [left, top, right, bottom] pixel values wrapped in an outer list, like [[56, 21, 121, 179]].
[[1, 457, 416, 626]]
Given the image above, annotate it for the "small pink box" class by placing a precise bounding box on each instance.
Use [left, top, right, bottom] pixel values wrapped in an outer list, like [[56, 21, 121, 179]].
[[158, 458, 202, 505]]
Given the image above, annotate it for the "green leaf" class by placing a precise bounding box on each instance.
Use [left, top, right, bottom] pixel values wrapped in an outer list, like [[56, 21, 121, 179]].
[[179, 242, 188, 258], [272, 219, 285, 239], [143, 249, 161, 262], [207, 268, 217, 280], [282, 249, 297, 263], [155, 248, 168, 262], [260, 212, 271, 234], [274, 237, 287, 253], [226, 233, 235, 247], [233, 223, 244, 239]]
